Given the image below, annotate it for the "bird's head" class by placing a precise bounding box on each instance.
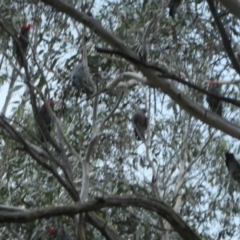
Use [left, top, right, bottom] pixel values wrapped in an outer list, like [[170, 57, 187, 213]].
[[225, 152, 230, 156], [225, 152, 234, 160], [203, 81, 219, 89], [140, 108, 147, 113], [41, 100, 55, 110], [48, 227, 57, 236], [21, 23, 33, 33], [209, 82, 219, 86], [49, 99, 55, 108]]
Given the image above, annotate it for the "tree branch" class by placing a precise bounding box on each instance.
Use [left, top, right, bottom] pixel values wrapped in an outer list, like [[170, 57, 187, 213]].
[[0, 116, 79, 202], [218, 0, 240, 19], [86, 213, 124, 240], [206, 0, 240, 75], [96, 47, 240, 108], [0, 195, 201, 240], [39, 0, 240, 143]]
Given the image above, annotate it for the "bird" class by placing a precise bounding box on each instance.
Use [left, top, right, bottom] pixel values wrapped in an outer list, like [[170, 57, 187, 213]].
[[225, 152, 240, 185], [168, 0, 182, 18], [38, 100, 55, 142], [48, 227, 73, 240], [132, 109, 148, 141], [15, 23, 33, 67], [70, 63, 94, 95], [206, 82, 222, 116]]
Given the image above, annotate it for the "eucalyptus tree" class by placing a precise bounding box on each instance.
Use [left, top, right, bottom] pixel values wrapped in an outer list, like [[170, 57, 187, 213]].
[[0, 0, 240, 239]]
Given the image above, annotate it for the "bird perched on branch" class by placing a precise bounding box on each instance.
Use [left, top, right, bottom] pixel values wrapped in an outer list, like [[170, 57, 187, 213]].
[[38, 100, 55, 142], [168, 0, 182, 18], [49, 227, 73, 240], [132, 109, 148, 141], [225, 152, 240, 186], [206, 82, 222, 116], [70, 63, 94, 95], [14, 23, 33, 67]]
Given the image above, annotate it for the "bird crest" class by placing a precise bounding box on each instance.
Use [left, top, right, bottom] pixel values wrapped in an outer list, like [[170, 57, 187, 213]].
[[21, 23, 33, 33], [209, 81, 220, 86], [41, 100, 55, 110], [48, 227, 57, 236], [49, 99, 55, 107]]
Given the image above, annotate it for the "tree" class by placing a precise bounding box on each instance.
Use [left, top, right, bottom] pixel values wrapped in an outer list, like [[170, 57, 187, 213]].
[[0, 0, 240, 239]]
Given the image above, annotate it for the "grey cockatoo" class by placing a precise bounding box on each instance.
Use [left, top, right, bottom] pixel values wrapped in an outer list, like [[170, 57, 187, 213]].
[[206, 82, 222, 116], [132, 109, 148, 141], [225, 152, 240, 185], [38, 100, 55, 142], [168, 0, 182, 18], [71, 63, 94, 95]]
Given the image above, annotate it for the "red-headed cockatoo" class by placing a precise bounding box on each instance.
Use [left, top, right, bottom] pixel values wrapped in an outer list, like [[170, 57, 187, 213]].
[[48, 227, 73, 240], [15, 23, 33, 67]]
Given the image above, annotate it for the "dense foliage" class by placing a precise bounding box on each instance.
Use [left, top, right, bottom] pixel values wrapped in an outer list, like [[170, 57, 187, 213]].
[[1, 0, 240, 239]]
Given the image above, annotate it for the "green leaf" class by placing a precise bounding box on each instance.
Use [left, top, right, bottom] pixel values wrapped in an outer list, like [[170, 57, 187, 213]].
[[9, 85, 23, 93], [36, 76, 47, 90]]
